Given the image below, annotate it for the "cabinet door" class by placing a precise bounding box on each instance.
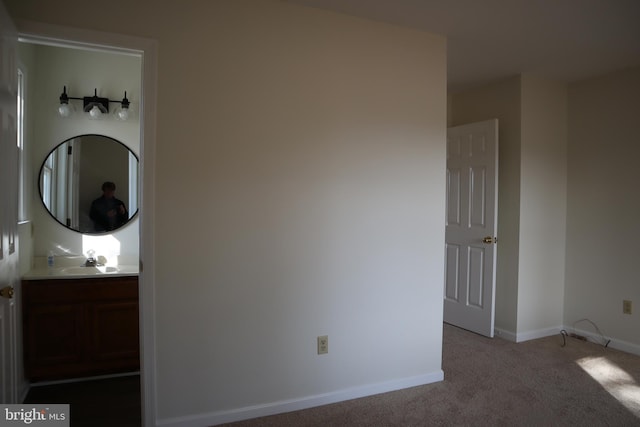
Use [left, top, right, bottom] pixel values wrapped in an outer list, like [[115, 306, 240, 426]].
[[23, 277, 140, 380], [24, 304, 84, 378], [90, 301, 140, 364]]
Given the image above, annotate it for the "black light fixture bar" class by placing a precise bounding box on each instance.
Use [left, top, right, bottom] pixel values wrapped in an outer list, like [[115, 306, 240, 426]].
[[83, 88, 110, 113], [58, 86, 130, 117]]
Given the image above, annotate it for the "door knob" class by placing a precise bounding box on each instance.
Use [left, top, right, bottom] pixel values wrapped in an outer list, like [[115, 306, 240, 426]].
[[0, 286, 14, 299], [482, 236, 497, 244]]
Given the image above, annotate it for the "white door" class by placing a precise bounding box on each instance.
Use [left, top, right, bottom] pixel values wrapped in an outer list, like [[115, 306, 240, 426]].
[[0, 0, 20, 404], [444, 119, 498, 337]]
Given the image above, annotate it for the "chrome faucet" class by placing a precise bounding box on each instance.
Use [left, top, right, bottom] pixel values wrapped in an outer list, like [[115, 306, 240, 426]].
[[84, 249, 98, 267]]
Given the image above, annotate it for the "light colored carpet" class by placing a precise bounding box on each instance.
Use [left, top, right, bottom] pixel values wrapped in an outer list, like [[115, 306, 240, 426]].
[[222, 323, 640, 426]]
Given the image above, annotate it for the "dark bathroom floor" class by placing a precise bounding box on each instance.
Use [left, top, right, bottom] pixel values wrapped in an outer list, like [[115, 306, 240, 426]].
[[23, 374, 141, 427]]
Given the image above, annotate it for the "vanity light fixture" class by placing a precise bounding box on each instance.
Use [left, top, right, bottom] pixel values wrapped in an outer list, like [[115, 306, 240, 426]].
[[58, 86, 131, 120]]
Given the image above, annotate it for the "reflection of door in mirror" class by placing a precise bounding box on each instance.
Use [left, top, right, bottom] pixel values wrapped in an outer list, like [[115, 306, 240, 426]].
[[40, 139, 79, 228], [68, 139, 80, 229], [39, 134, 139, 234], [41, 153, 54, 212], [128, 152, 138, 215]]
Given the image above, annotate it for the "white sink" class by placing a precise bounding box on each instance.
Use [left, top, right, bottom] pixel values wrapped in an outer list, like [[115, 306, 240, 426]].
[[22, 259, 139, 279], [60, 266, 120, 274]]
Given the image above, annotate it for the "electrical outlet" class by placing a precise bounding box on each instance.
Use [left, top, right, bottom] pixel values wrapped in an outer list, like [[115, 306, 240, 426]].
[[317, 335, 328, 355], [623, 300, 632, 315]]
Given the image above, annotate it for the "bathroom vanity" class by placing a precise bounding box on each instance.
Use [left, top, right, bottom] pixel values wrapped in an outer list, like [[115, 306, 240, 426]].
[[22, 267, 139, 382], [25, 133, 142, 381]]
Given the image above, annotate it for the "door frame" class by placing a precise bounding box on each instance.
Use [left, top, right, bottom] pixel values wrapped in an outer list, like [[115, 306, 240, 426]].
[[15, 21, 158, 427]]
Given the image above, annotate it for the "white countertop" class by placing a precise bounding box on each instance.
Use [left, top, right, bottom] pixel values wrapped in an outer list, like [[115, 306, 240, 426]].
[[23, 265, 139, 280]]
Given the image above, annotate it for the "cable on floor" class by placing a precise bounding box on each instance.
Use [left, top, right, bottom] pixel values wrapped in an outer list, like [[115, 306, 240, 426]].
[[560, 319, 611, 348], [572, 318, 611, 348], [560, 329, 568, 347]]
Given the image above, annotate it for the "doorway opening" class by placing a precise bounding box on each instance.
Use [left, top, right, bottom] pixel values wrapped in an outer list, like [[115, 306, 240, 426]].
[[444, 119, 499, 338], [15, 24, 157, 426]]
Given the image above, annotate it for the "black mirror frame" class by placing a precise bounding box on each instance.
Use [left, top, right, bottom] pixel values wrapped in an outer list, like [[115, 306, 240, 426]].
[[38, 134, 139, 235]]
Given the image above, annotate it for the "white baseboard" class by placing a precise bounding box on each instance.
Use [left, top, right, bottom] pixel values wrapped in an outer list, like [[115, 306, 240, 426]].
[[495, 326, 563, 343], [570, 326, 640, 357], [493, 327, 517, 342], [515, 326, 562, 343], [496, 325, 640, 357], [607, 338, 640, 356], [156, 371, 444, 427]]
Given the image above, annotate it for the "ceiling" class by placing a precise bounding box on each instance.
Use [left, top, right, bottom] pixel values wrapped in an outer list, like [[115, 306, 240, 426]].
[[286, 0, 640, 92]]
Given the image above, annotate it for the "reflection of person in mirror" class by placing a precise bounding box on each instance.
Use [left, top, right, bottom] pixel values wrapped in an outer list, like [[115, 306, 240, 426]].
[[90, 181, 129, 232]]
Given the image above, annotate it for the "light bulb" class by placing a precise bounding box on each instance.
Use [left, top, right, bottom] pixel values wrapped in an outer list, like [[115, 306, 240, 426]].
[[58, 86, 73, 117], [58, 101, 76, 118], [116, 107, 130, 121], [58, 103, 72, 117], [89, 105, 102, 119]]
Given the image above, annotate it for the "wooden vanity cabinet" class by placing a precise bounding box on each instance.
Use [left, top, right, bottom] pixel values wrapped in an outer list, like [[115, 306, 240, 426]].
[[22, 276, 140, 381]]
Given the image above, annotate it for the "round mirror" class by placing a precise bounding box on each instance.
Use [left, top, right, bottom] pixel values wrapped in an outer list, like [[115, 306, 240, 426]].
[[39, 134, 139, 234]]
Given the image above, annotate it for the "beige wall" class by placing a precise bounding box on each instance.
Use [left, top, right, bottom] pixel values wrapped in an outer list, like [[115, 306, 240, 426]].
[[518, 75, 567, 335], [565, 66, 640, 350], [6, 1, 448, 424]]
